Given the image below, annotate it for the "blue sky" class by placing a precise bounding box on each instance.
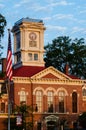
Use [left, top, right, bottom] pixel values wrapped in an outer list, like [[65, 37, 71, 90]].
[[0, 0, 86, 57]]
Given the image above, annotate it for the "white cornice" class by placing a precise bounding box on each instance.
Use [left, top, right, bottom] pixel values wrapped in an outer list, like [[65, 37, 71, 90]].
[[13, 76, 85, 86], [20, 22, 45, 30], [13, 77, 30, 84], [31, 78, 85, 85]]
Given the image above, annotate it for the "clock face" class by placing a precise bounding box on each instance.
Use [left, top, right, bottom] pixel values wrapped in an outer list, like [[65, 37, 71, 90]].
[[29, 32, 37, 40]]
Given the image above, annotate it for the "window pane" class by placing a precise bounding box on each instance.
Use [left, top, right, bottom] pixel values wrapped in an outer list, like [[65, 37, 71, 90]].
[[82, 88, 86, 96], [47, 91, 54, 112], [20, 91, 26, 102], [16, 53, 21, 62], [16, 33, 20, 49], [72, 92, 77, 113], [28, 53, 32, 61], [1, 103, 5, 113], [36, 90, 42, 112], [34, 54, 38, 60], [58, 91, 65, 113]]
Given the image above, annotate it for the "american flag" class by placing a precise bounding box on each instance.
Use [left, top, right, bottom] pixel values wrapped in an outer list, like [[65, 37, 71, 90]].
[[6, 29, 12, 81]]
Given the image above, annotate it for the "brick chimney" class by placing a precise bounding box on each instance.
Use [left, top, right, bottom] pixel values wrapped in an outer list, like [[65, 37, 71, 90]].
[[65, 63, 69, 75]]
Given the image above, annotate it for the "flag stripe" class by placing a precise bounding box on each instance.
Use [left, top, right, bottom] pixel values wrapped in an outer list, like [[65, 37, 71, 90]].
[[6, 30, 13, 81], [6, 52, 12, 71]]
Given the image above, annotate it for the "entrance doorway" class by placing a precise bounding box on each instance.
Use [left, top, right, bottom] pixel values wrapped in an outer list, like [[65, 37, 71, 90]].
[[45, 115, 59, 130], [47, 121, 57, 130]]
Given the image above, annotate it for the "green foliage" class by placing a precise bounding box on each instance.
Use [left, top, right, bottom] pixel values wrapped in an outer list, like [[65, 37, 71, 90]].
[[0, 14, 7, 40], [0, 14, 7, 58], [44, 36, 86, 79], [78, 112, 86, 128], [13, 103, 33, 130], [0, 71, 5, 77], [14, 103, 32, 114]]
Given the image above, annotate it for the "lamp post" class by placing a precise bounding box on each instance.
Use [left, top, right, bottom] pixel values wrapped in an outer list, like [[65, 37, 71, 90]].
[[5, 79, 11, 130]]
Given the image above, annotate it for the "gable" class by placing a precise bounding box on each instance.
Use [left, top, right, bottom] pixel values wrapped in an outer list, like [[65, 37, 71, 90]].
[[42, 73, 59, 79], [31, 66, 71, 80]]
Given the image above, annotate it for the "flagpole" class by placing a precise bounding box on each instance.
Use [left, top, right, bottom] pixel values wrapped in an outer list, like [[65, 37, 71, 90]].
[[7, 78, 11, 130], [6, 29, 13, 130]]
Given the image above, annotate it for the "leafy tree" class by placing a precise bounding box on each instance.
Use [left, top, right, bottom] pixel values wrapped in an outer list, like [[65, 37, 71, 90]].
[[13, 103, 33, 130], [0, 14, 7, 41], [78, 112, 86, 129], [0, 14, 7, 59], [44, 36, 86, 79]]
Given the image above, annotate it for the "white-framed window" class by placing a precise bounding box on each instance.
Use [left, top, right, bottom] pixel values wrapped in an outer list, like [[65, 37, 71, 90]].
[[58, 91, 65, 113], [82, 87, 86, 96], [34, 54, 38, 61], [28, 53, 38, 61], [47, 91, 54, 112], [16, 53, 21, 62], [82, 86, 86, 100], [20, 91, 26, 103], [36, 90, 43, 112], [28, 53, 32, 61], [16, 33, 20, 50]]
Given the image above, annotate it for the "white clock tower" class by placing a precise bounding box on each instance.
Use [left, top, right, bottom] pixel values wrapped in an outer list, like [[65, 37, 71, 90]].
[[12, 17, 46, 68]]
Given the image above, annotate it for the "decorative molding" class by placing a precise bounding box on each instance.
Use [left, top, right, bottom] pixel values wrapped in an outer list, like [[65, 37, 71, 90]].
[[73, 90, 77, 92], [13, 76, 86, 86], [33, 87, 45, 95], [45, 87, 56, 95], [83, 96, 86, 101], [21, 88, 25, 90], [57, 87, 68, 96], [13, 77, 30, 83]]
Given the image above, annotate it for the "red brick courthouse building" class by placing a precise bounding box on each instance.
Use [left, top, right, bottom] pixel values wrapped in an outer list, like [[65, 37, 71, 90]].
[[0, 18, 86, 130]]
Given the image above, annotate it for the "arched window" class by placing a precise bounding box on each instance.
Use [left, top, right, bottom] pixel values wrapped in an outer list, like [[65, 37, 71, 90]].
[[47, 91, 54, 112], [72, 92, 77, 113], [82, 88, 86, 96], [58, 91, 65, 113], [36, 90, 43, 112]]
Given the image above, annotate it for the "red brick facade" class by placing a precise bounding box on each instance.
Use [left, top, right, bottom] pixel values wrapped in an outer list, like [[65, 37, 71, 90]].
[[0, 18, 86, 130], [12, 67, 86, 130]]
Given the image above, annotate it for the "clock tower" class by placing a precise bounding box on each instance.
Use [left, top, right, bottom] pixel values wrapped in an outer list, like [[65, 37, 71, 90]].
[[12, 17, 46, 68]]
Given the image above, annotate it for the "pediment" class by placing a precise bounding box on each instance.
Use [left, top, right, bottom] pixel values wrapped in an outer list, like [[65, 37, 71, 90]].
[[31, 66, 71, 80], [42, 73, 59, 79], [45, 115, 59, 122]]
